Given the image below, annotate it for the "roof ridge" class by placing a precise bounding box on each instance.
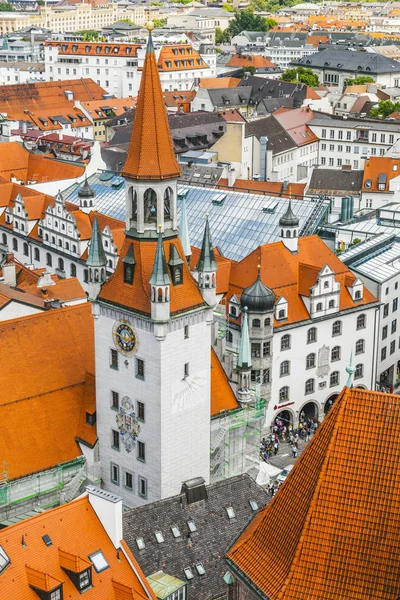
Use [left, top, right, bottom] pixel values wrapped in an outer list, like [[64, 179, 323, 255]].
[[0, 301, 90, 328], [0, 379, 89, 408], [278, 387, 350, 600]]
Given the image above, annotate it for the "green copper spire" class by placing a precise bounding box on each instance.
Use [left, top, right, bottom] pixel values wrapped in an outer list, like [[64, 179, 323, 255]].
[[179, 195, 192, 260], [150, 230, 171, 286], [2, 36, 8, 51], [87, 216, 106, 267], [237, 307, 252, 370], [196, 214, 217, 273]]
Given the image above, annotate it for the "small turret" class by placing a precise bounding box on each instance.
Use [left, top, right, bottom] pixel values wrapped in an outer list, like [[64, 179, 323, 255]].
[[279, 200, 299, 253], [237, 306, 252, 403], [86, 216, 107, 300], [150, 228, 171, 324], [196, 214, 217, 307], [78, 175, 96, 212]]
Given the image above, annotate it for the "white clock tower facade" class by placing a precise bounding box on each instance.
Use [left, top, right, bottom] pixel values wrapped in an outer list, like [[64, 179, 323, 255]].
[[93, 23, 212, 506]]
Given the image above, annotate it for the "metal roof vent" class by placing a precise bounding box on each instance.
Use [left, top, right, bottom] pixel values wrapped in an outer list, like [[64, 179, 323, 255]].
[[181, 477, 208, 504]]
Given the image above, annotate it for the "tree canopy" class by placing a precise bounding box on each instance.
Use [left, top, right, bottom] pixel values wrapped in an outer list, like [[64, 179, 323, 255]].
[[345, 76, 375, 86], [369, 100, 400, 119], [281, 66, 319, 87], [152, 18, 166, 27], [225, 10, 277, 38], [215, 27, 230, 44], [0, 2, 14, 11]]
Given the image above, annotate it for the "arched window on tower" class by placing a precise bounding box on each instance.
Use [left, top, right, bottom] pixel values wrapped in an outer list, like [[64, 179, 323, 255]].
[[286, 230, 291, 238], [164, 187, 173, 217], [129, 187, 137, 220], [143, 188, 157, 222]]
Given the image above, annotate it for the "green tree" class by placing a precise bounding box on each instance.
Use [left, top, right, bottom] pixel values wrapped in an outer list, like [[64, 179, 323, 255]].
[[152, 18, 167, 27], [223, 2, 234, 11], [0, 2, 14, 10], [119, 18, 136, 24], [345, 75, 375, 86], [76, 30, 100, 40], [226, 9, 277, 38], [215, 27, 230, 44], [241, 66, 256, 76], [370, 99, 400, 119], [281, 66, 319, 87]]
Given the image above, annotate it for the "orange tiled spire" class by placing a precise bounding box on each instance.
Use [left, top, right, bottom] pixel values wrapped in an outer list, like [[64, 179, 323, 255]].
[[121, 22, 181, 181]]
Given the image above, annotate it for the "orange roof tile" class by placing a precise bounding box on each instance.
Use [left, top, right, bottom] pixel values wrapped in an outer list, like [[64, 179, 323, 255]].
[[227, 236, 377, 328], [0, 303, 94, 406], [362, 156, 400, 192], [122, 34, 181, 181], [273, 107, 318, 146], [227, 54, 276, 69], [0, 495, 156, 600], [26, 566, 63, 592], [46, 41, 140, 58], [81, 97, 137, 121], [211, 349, 239, 416], [199, 77, 241, 89], [157, 45, 207, 72], [218, 109, 247, 123], [58, 549, 92, 573], [227, 386, 400, 600], [100, 236, 205, 316]]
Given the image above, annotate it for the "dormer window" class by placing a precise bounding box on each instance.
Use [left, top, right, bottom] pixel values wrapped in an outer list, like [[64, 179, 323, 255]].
[[355, 290, 362, 300], [230, 305, 237, 317]]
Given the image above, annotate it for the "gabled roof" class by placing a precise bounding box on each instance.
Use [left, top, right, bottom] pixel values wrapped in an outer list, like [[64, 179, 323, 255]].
[[99, 235, 205, 317], [199, 77, 241, 89], [227, 236, 377, 327], [227, 54, 277, 70], [121, 32, 181, 181], [0, 494, 156, 600], [245, 115, 296, 154], [123, 474, 269, 600], [294, 47, 400, 74], [227, 387, 400, 600], [362, 156, 400, 192], [308, 168, 364, 195]]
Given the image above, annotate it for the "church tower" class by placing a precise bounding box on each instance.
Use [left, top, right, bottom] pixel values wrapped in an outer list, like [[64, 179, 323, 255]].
[[93, 22, 211, 507]]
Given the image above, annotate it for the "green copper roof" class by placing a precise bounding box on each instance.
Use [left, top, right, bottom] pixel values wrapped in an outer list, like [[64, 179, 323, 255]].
[[196, 215, 217, 273], [122, 244, 136, 265], [147, 571, 185, 599], [2, 36, 8, 51], [168, 243, 184, 266], [237, 307, 252, 370], [149, 231, 171, 286], [179, 195, 192, 258], [86, 216, 106, 267]]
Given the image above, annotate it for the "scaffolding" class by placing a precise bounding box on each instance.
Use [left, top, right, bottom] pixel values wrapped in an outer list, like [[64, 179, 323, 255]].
[[210, 398, 266, 484]]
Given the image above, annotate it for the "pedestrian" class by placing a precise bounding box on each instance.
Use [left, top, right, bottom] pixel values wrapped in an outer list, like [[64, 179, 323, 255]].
[[273, 441, 279, 455], [306, 428, 311, 442], [292, 444, 297, 458]]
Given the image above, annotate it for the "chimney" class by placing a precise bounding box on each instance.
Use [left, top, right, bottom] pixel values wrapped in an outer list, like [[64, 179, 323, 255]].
[[58, 130, 63, 141], [21, 121, 27, 134], [181, 477, 208, 504], [86, 486, 123, 549], [37, 271, 56, 288], [260, 135, 268, 182], [2, 261, 16, 287], [227, 167, 236, 187]]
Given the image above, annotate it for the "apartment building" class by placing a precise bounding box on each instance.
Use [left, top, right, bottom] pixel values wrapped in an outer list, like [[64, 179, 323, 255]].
[[309, 114, 400, 171], [45, 41, 215, 97]]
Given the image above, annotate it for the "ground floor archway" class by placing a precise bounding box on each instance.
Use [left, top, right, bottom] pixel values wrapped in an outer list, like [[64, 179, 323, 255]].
[[273, 409, 294, 429], [324, 393, 339, 415], [299, 401, 318, 424]]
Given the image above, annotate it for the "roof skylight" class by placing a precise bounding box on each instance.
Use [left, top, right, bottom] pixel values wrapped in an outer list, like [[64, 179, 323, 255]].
[[226, 506, 236, 520], [184, 567, 194, 580], [187, 519, 197, 533], [155, 531, 165, 544], [196, 562, 205, 576], [171, 525, 181, 538], [249, 500, 259, 511], [0, 546, 10, 574], [136, 537, 145, 550], [88, 550, 109, 573]]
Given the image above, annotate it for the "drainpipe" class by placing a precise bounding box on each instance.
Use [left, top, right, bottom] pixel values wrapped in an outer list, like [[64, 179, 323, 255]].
[[260, 135, 268, 182]]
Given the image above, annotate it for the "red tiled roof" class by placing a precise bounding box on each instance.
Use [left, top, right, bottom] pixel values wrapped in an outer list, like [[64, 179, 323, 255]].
[[157, 45, 207, 72], [0, 495, 156, 600], [227, 386, 400, 600], [362, 156, 400, 192], [199, 77, 241, 89], [122, 35, 181, 181], [99, 236, 205, 316], [227, 236, 377, 327], [217, 178, 305, 198], [218, 109, 247, 123], [211, 349, 239, 416], [46, 41, 140, 58], [227, 54, 276, 69]]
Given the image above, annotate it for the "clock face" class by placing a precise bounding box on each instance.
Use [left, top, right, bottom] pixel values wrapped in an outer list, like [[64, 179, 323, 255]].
[[112, 320, 138, 356]]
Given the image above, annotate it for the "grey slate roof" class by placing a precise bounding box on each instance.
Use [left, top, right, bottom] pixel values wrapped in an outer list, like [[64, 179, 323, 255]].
[[308, 168, 364, 195], [238, 76, 308, 108], [122, 474, 269, 600], [309, 112, 400, 132], [245, 115, 296, 154], [208, 86, 252, 107], [293, 48, 400, 74]]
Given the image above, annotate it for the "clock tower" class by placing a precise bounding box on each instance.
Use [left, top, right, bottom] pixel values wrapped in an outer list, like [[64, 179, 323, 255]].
[[93, 22, 212, 506]]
